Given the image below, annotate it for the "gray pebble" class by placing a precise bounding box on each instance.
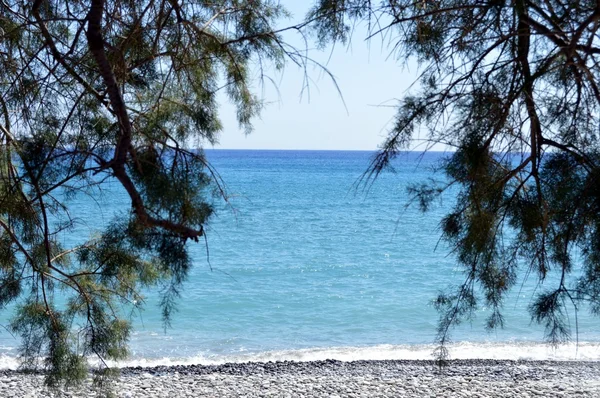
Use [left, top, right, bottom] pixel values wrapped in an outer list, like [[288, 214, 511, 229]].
[[1, 359, 600, 397]]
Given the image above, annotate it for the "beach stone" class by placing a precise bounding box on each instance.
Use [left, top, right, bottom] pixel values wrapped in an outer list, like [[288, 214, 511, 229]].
[[2, 359, 600, 397]]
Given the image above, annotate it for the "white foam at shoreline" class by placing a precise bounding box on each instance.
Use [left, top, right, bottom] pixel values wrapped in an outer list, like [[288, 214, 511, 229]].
[[1, 341, 599, 370]]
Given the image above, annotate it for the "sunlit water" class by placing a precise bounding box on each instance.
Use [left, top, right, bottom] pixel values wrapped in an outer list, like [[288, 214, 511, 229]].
[[0, 150, 598, 369]]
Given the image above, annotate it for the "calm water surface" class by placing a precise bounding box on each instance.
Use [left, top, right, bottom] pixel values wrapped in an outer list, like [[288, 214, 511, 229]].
[[0, 150, 599, 367]]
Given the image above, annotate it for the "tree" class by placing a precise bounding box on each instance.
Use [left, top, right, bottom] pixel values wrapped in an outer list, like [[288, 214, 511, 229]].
[[307, 0, 600, 360], [0, 0, 305, 386]]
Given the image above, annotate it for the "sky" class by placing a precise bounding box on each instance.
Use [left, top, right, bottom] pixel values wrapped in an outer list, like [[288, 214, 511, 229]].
[[211, 2, 423, 151]]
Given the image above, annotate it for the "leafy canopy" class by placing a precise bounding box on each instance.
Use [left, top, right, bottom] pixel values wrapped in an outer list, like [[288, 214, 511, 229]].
[[308, 0, 600, 358], [0, 0, 306, 385]]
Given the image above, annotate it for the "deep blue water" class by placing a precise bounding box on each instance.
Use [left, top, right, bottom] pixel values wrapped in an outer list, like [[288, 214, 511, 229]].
[[1, 150, 599, 368]]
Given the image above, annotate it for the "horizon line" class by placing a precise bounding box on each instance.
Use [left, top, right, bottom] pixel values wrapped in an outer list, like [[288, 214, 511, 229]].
[[205, 148, 456, 152]]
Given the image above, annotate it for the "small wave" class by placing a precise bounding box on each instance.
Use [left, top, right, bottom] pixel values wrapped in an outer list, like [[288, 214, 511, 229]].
[[106, 341, 600, 367], [0, 355, 19, 370], [1, 341, 599, 370]]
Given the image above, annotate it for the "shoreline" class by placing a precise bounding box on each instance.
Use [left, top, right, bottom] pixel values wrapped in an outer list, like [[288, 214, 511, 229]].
[[2, 359, 600, 397], [3, 340, 597, 371]]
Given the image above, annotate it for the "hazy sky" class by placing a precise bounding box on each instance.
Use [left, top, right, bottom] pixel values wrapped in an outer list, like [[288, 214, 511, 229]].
[[212, 2, 421, 151]]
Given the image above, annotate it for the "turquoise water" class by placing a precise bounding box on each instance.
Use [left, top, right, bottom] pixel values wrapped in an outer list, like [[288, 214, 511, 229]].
[[1, 150, 599, 367]]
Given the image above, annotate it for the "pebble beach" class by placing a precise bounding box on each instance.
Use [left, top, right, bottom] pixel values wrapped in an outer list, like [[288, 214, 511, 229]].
[[1, 359, 600, 397]]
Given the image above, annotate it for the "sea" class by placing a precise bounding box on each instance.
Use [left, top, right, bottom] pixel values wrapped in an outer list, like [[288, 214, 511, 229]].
[[0, 150, 599, 369]]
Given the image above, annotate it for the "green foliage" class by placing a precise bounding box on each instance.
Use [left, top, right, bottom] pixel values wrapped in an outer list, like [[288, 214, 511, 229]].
[[308, 0, 600, 357], [0, 0, 300, 387]]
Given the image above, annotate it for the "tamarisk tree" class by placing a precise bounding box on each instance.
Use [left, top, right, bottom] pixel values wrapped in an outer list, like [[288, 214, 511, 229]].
[[0, 0, 301, 385], [308, 0, 600, 358]]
